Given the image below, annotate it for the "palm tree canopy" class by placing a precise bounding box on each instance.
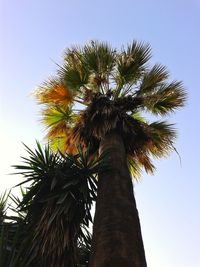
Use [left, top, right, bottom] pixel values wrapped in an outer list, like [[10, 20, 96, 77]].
[[34, 40, 186, 176]]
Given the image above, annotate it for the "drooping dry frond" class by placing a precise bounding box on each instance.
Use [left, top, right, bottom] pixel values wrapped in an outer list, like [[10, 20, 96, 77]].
[[125, 119, 177, 175], [146, 121, 177, 157]]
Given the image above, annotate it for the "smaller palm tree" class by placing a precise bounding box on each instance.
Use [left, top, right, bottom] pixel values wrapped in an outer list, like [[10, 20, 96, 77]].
[[0, 142, 106, 267]]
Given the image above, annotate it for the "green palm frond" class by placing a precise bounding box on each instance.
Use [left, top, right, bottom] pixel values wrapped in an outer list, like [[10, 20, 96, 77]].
[[42, 105, 75, 127], [59, 41, 115, 95], [115, 41, 151, 89], [59, 62, 90, 93], [136, 64, 169, 95], [142, 81, 186, 114], [135, 64, 186, 114], [131, 112, 146, 123], [81, 41, 115, 76], [42, 105, 77, 152]]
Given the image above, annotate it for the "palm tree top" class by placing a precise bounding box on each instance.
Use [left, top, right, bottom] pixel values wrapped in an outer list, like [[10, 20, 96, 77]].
[[34, 40, 186, 176]]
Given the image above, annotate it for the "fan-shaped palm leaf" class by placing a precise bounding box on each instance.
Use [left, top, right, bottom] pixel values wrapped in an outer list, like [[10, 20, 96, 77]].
[[142, 81, 186, 114], [81, 41, 115, 75], [136, 64, 169, 95], [115, 41, 151, 90], [35, 78, 74, 106]]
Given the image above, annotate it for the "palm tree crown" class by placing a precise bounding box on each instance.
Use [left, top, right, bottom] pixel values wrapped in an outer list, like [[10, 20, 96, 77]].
[[35, 40, 186, 176]]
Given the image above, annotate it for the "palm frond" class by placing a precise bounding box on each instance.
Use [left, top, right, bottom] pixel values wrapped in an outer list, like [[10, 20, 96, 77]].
[[131, 112, 146, 123], [42, 105, 75, 127], [41, 106, 78, 153], [81, 40, 115, 76], [60, 64, 90, 93], [142, 81, 186, 114], [121, 117, 176, 175], [34, 78, 74, 106], [58, 47, 90, 93], [136, 64, 169, 95], [115, 41, 151, 89], [146, 121, 177, 157]]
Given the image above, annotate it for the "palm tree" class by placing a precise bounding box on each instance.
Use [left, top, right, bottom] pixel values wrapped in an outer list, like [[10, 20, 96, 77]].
[[0, 142, 104, 267], [35, 40, 186, 267]]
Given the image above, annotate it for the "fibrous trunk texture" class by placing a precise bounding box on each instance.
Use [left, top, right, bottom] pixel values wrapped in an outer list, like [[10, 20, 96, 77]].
[[89, 131, 147, 267]]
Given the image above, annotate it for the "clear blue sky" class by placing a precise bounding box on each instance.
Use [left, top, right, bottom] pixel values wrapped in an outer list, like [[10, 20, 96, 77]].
[[0, 1, 200, 266]]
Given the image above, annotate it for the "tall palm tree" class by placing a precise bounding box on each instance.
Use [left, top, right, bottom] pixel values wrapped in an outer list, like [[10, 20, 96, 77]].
[[35, 40, 186, 267]]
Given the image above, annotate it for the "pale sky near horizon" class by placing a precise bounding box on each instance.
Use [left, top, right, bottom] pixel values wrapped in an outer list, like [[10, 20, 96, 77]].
[[0, 1, 200, 266]]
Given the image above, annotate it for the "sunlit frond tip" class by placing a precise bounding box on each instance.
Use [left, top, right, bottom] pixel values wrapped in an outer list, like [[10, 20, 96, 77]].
[[33, 79, 73, 106]]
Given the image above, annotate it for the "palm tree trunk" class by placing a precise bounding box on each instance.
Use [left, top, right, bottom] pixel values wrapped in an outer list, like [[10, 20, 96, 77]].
[[89, 131, 147, 267]]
